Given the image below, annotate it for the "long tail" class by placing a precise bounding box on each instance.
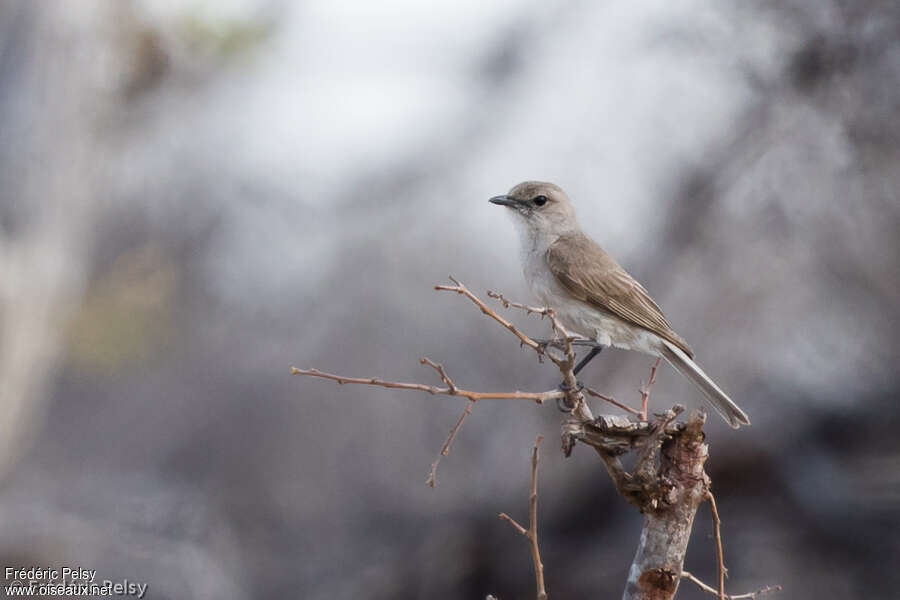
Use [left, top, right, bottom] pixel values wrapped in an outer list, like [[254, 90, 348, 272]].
[[659, 340, 750, 429]]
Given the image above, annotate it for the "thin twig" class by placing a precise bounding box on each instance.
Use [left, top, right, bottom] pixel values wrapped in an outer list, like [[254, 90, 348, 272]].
[[681, 572, 782, 600], [426, 399, 475, 488], [290, 367, 564, 403], [499, 436, 547, 600], [528, 437, 546, 600], [293, 358, 564, 488], [438, 400, 473, 457], [584, 386, 642, 416], [485, 290, 578, 352], [707, 491, 727, 600], [486, 290, 552, 316], [638, 357, 662, 421], [498, 512, 527, 535], [438, 278, 592, 422], [293, 359, 563, 488], [436, 277, 543, 353], [440, 278, 575, 369], [421, 357, 457, 392]]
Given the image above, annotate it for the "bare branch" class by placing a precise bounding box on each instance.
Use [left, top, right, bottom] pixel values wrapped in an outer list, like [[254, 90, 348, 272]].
[[435, 277, 543, 354], [498, 512, 527, 535], [438, 278, 593, 423], [485, 289, 590, 366], [290, 367, 563, 404], [585, 386, 642, 416], [528, 436, 547, 600], [438, 400, 474, 458], [426, 400, 475, 488], [486, 290, 552, 317], [638, 357, 662, 421], [293, 356, 565, 488], [707, 491, 727, 600], [421, 357, 457, 392], [499, 436, 547, 600], [681, 572, 782, 600], [446, 279, 574, 368]]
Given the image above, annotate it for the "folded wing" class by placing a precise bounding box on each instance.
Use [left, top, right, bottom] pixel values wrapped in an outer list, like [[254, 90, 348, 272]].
[[545, 232, 694, 358]]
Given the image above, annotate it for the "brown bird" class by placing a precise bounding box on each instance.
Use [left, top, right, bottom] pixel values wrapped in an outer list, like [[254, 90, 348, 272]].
[[490, 181, 750, 428]]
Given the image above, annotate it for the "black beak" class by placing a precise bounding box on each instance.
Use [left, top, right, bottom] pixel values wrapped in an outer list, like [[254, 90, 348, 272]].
[[489, 195, 517, 207]]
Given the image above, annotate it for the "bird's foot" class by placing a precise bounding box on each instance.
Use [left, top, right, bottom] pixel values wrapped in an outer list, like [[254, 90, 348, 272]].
[[556, 380, 584, 412]]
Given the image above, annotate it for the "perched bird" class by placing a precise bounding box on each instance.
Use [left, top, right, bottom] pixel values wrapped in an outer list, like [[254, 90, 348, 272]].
[[490, 181, 750, 428]]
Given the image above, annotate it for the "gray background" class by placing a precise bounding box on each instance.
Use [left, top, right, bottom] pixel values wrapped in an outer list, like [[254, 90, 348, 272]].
[[0, 1, 898, 598]]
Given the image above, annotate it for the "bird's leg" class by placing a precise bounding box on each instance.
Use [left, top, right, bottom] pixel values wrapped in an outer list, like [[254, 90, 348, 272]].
[[572, 345, 603, 376], [534, 337, 597, 353], [555, 345, 603, 412]]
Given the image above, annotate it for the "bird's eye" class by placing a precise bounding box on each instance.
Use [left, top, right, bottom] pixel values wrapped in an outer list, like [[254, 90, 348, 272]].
[[533, 195, 548, 207]]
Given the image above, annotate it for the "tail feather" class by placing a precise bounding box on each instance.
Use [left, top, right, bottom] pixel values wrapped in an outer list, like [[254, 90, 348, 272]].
[[659, 340, 750, 429]]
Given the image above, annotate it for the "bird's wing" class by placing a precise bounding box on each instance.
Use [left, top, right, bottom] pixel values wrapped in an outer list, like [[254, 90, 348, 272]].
[[545, 232, 694, 357]]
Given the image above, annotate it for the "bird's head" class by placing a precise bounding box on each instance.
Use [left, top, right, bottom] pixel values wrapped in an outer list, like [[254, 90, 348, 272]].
[[489, 181, 578, 237]]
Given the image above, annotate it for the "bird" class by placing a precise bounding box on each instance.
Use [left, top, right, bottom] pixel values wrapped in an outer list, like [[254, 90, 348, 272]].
[[489, 181, 750, 428]]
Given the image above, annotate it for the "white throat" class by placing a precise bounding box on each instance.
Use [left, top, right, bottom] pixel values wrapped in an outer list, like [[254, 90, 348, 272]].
[[512, 217, 558, 261]]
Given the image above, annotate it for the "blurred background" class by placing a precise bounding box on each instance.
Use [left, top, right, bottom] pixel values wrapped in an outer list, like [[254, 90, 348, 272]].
[[1, 1, 898, 598]]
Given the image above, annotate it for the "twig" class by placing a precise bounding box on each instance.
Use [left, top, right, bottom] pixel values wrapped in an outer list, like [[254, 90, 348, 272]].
[[681, 572, 782, 600], [528, 437, 546, 600], [499, 436, 547, 600], [584, 386, 642, 416], [638, 357, 662, 421], [293, 359, 563, 487], [487, 290, 590, 421], [485, 290, 579, 352], [421, 357, 457, 392], [707, 491, 727, 600], [436, 277, 543, 353], [426, 400, 474, 488], [439, 278, 574, 368], [290, 367, 564, 404], [486, 290, 552, 317], [438, 278, 592, 422], [498, 513, 527, 535]]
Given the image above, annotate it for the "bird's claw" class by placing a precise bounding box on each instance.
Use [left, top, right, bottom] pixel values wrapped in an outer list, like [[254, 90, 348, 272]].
[[556, 380, 584, 412]]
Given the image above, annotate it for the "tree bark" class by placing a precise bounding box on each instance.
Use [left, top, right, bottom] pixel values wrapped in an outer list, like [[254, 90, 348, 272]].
[[622, 412, 709, 600], [566, 408, 710, 600]]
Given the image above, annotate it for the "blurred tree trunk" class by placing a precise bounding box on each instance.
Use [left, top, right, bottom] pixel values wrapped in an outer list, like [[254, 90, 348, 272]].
[[0, 1, 155, 480]]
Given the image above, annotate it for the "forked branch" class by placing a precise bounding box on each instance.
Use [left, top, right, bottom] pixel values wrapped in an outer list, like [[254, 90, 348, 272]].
[[499, 436, 547, 600]]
